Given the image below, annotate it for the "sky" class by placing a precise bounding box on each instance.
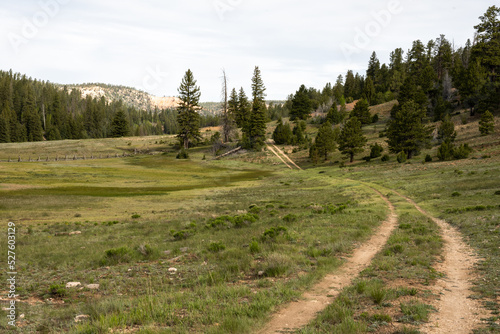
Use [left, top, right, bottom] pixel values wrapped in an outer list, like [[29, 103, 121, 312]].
[[0, 0, 494, 101]]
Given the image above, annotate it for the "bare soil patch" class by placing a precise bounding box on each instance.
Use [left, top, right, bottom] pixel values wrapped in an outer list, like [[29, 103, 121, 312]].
[[393, 191, 490, 334]]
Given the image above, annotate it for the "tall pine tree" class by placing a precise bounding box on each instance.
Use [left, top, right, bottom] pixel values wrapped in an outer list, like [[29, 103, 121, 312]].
[[290, 84, 312, 120], [176, 69, 201, 149], [338, 117, 367, 163], [312, 121, 337, 161], [110, 108, 130, 137], [387, 100, 431, 159], [242, 66, 267, 150]]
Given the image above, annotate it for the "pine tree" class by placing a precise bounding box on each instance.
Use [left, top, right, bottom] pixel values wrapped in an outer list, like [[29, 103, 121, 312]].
[[344, 70, 356, 100], [326, 103, 344, 124], [338, 117, 367, 163], [290, 84, 312, 120], [437, 114, 457, 143], [243, 66, 267, 150], [367, 51, 381, 82], [362, 77, 376, 105], [350, 99, 371, 125], [479, 110, 495, 135], [177, 69, 201, 149], [22, 88, 43, 142], [228, 88, 239, 125], [110, 108, 129, 137], [471, 6, 500, 111], [236, 87, 250, 129], [272, 118, 293, 145], [386, 100, 432, 159], [333, 75, 344, 102], [313, 121, 337, 161], [0, 110, 10, 143], [292, 121, 307, 145], [456, 60, 487, 116]]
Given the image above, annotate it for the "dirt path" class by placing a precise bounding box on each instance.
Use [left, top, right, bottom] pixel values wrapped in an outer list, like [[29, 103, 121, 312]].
[[267, 140, 303, 170], [257, 189, 398, 333], [391, 191, 489, 334], [266, 144, 293, 170]]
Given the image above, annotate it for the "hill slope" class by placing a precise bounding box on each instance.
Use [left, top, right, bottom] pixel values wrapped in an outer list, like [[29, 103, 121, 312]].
[[59, 83, 182, 111]]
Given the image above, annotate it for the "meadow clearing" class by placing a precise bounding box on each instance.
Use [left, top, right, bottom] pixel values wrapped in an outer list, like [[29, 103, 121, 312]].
[[0, 107, 498, 333]]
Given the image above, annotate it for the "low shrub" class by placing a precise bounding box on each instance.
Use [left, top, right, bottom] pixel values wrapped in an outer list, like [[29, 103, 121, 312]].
[[249, 240, 260, 254], [262, 226, 288, 240], [176, 148, 189, 159], [207, 241, 226, 253], [48, 284, 67, 298], [397, 152, 407, 163], [262, 253, 294, 277], [172, 230, 191, 241], [100, 247, 132, 266], [282, 214, 298, 223], [370, 143, 384, 158]]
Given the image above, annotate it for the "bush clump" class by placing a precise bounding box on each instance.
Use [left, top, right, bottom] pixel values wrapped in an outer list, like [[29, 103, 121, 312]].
[[262, 226, 288, 240], [282, 214, 298, 223], [397, 151, 407, 163], [172, 230, 192, 241], [207, 241, 226, 253], [370, 143, 384, 158], [48, 284, 67, 298], [249, 240, 260, 254], [262, 253, 294, 277], [206, 213, 259, 229], [100, 247, 132, 266], [176, 148, 189, 159]]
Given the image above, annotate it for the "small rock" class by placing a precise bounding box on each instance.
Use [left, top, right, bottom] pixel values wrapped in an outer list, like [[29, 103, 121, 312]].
[[180, 247, 189, 253], [74, 314, 90, 323], [69, 231, 82, 235], [163, 250, 172, 255], [86, 284, 100, 290], [258, 271, 265, 276], [19, 314, 25, 319], [127, 269, 132, 272], [168, 267, 177, 274], [66, 282, 81, 288]]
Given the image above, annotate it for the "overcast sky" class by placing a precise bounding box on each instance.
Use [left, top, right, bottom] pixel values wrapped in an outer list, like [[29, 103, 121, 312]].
[[0, 0, 493, 101]]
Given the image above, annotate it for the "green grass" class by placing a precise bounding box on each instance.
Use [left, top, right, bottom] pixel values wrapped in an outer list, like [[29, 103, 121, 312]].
[[0, 140, 390, 333], [1, 112, 498, 333]]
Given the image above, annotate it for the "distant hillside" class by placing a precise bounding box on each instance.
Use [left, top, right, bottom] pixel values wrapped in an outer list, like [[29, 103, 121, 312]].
[[59, 83, 182, 112], [58, 83, 285, 115]]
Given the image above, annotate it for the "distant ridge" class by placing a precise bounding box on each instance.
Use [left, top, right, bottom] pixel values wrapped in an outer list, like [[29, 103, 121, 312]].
[[58, 83, 182, 112]]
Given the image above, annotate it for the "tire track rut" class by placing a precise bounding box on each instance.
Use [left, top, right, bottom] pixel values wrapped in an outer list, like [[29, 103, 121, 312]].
[[258, 189, 397, 333]]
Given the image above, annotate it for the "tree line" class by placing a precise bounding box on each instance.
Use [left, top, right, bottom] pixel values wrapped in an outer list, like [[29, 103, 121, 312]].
[[279, 6, 499, 163], [0, 70, 220, 143]]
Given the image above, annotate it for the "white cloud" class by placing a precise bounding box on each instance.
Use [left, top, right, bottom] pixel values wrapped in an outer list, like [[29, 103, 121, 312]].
[[0, 0, 493, 101]]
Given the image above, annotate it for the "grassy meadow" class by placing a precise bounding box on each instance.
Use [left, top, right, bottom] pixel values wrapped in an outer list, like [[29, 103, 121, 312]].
[[0, 104, 499, 333], [0, 138, 391, 333]]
